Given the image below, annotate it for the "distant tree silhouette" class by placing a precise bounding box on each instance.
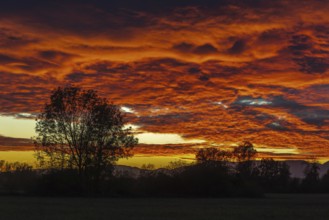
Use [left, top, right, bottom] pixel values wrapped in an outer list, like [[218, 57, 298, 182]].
[[301, 161, 320, 192], [165, 160, 190, 170], [0, 160, 32, 172], [232, 141, 257, 162], [141, 163, 155, 170], [140, 163, 156, 177], [34, 86, 138, 192], [0, 160, 35, 194], [196, 148, 232, 168], [258, 158, 290, 192], [232, 141, 257, 178]]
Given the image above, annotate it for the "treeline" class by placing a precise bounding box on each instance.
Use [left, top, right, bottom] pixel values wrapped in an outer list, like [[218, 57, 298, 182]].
[[0, 142, 329, 197], [0, 160, 37, 195]]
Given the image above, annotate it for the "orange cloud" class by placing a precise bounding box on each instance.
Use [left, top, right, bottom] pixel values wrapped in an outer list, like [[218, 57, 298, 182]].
[[0, 0, 329, 161]]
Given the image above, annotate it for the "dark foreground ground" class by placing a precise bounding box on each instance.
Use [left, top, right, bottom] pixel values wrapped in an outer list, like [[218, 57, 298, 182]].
[[0, 194, 328, 220]]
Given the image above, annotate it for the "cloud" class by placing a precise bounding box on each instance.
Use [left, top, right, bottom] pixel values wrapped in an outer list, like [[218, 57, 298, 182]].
[[0, 135, 33, 150], [193, 44, 218, 55], [295, 56, 329, 74], [0, 27, 39, 49], [0, 0, 329, 160], [38, 50, 76, 64], [172, 42, 195, 53], [228, 39, 246, 54]]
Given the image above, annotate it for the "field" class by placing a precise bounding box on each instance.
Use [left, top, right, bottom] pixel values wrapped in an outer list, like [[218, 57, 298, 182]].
[[0, 194, 328, 220]]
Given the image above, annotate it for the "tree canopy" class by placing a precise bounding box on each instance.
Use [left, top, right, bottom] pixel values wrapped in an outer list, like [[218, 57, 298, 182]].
[[34, 86, 138, 191]]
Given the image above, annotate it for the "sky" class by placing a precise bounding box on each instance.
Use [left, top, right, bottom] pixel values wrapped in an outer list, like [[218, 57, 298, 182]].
[[0, 0, 329, 166]]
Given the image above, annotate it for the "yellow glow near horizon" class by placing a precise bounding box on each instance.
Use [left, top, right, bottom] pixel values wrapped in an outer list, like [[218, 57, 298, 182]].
[[0, 115, 36, 138], [0, 150, 328, 168], [255, 147, 299, 155], [135, 133, 205, 145], [0, 151, 36, 165], [118, 154, 195, 168], [2, 115, 328, 164], [0, 150, 195, 168], [0, 115, 205, 144]]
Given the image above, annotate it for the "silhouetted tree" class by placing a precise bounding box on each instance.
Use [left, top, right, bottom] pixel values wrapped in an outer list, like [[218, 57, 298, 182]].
[[232, 141, 257, 178], [141, 163, 155, 170], [258, 158, 290, 192], [196, 147, 232, 168], [301, 161, 320, 193], [34, 86, 138, 193], [165, 160, 190, 170]]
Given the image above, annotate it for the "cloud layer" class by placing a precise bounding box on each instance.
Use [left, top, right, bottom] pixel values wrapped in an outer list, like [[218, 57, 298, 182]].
[[0, 0, 329, 161]]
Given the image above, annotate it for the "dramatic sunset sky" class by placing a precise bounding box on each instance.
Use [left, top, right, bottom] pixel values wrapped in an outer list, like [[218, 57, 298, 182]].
[[0, 0, 329, 167]]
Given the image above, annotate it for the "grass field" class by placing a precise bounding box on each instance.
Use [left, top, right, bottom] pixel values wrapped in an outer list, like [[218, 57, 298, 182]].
[[0, 194, 328, 220]]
